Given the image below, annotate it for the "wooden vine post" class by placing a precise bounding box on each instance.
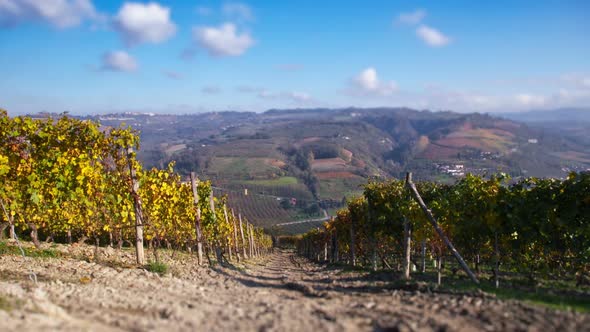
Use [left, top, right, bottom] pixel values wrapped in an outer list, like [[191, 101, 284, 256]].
[[256, 228, 261, 257], [421, 239, 427, 273], [367, 196, 377, 271], [9, 223, 15, 239], [127, 147, 145, 265], [223, 205, 233, 261], [252, 224, 258, 257], [248, 223, 254, 258], [246, 221, 252, 257], [253, 224, 257, 257], [190, 172, 204, 265], [256, 227, 261, 257], [350, 213, 356, 266], [0, 199, 15, 240], [209, 192, 223, 264], [494, 232, 500, 288], [231, 209, 240, 262], [238, 213, 248, 259], [405, 172, 479, 284], [402, 173, 413, 280], [331, 227, 339, 263], [402, 216, 412, 280]]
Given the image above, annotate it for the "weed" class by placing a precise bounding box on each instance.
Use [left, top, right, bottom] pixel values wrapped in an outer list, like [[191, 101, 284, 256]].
[[0, 295, 23, 312], [146, 261, 168, 275], [0, 296, 12, 311], [441, 277, 590, 313], [0, 241, 61, 258]]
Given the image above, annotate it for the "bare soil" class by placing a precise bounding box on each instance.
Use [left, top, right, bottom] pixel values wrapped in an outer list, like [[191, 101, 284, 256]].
[[0, 242, 588, 332]]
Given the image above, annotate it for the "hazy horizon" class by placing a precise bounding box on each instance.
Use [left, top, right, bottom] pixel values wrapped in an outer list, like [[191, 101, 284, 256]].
[[7, 105, 590, 118]]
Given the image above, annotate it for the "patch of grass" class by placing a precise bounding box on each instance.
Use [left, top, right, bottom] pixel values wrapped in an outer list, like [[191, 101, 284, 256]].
[[0, 241, 61, 258], [442, 277, 590, 313], [0, 241, 18, 256], [332, 263, 370, 274], [99, 259, 136, 270], [325, 261, 589, 312], [0, 296, 12, 311], [209, 157, 280, 179], [145, 261, 168, 275], [32, 248, 61, 258], [491, 286, 590, 312], [318, 176, 365, 200], [242, 176, 298, 186], [431, 173, 456, 185], [0, 295, 23, 312]]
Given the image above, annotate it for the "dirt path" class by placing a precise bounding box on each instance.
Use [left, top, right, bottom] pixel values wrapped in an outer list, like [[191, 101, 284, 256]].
[[1, 245, 589, 331]]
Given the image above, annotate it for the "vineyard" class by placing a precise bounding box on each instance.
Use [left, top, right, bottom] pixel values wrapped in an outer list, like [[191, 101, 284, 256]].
[[297, 171, 590, 288], [212, 187, 299, 227], [1, 111, 590, 330], [2, 0, 590, 327], [277, 219, 327, 235], [0, 111, 272, 265]]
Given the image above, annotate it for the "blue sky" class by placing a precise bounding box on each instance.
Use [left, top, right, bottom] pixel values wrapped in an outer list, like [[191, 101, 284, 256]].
[[1, 0, 589, 115]]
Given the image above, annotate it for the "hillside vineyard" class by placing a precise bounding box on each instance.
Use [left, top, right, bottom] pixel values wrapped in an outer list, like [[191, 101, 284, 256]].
[[0, 111, 272, 264], [1, 111, 589, 331]]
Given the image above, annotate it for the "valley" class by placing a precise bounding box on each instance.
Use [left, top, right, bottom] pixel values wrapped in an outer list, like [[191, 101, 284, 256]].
[[78, 108, 590, 233]]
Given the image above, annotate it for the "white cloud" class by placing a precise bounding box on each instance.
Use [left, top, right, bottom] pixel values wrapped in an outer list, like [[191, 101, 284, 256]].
[[419, 86, 501, 111], [352, 67, 398, 96], [341, 72, 590, 112], [288, 91, 311, 102], [515, 93, 546, 107], [222, 2, 253, 21], [422, 86, 590, 113], [356, 68, 379, 90], [569, 75, 590, 89], [416, 24, 450, 47], [101, 51, 137, 72], [257, 89, 276, 99], [0, 0, 101, 28], [113, 2, 176, 46], [256, 89, 312, 104], [193, 23, 254, 56], [397, 9, 426, 25], [554, 88, 590, 104]]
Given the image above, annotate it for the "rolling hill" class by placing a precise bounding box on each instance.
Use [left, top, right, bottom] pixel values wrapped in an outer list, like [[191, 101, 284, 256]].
[[74, 107, 590, 232]]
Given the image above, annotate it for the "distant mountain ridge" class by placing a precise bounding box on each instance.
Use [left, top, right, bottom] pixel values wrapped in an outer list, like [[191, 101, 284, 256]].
[[496, 108, 590, 123], [74, 107, 590, 180]]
